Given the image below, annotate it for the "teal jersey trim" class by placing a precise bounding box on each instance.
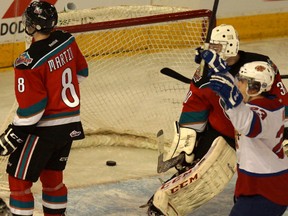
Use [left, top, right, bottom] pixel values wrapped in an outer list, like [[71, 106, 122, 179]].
[[17, 98, 47, 117], [41, 110, 80, 120], [78, 68, 88, 77], [179, 110, 209, 125]]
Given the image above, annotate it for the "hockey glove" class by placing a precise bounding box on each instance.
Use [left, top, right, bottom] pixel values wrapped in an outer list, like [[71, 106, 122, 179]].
[[201, 49, 230, 76], [194, 47, 204, 64], [209, 74, 243, 109], [0, 198, 11, 215], [0, 124, 27, 156]]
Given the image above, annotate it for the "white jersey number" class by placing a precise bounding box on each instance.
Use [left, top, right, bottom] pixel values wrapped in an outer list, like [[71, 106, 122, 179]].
[[276, 81, 288, 96], [16, 68, 79, 108], [62, 68, 79, 108], [273, 125, 285, 159], [17, 78, 25, 93]]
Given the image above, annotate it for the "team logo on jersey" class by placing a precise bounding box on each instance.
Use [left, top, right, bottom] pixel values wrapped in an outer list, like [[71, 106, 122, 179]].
[[193, 66, 202, 82], [15, 52, 33, 66], [59, 157, 68, 162], [70, 130, 81, 138]]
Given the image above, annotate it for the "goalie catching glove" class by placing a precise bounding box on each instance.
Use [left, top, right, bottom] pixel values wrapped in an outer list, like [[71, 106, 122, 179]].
[[0, 124, 28, 156]]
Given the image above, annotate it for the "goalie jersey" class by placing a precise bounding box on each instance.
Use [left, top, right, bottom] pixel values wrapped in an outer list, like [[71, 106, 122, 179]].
[[13, 30, 88, 130], [226, 97, 288, 206]]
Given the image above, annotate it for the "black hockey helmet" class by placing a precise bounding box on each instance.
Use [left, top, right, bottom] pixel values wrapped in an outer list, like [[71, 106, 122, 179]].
[[22, 1, 58, 35]]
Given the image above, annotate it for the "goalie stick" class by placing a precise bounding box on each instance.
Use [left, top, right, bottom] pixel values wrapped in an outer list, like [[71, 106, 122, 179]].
[[157, 153, 185, 173], [161, 67, 288, 84], [139, 129, 181, 211], [156, 129, 185, 173], [161, 67, 191, 84], [199, 0, 219, 77]]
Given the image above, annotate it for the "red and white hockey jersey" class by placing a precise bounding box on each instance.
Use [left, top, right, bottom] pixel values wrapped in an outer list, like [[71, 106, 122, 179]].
[[226, 97, 288, 206]]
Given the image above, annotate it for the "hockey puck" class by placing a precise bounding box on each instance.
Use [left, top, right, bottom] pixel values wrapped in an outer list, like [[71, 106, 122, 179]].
[[106, 160, 117, 166]]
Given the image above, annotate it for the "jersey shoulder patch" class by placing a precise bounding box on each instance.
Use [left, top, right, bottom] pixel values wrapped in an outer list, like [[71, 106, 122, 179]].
[[14, 52, 33, 67]]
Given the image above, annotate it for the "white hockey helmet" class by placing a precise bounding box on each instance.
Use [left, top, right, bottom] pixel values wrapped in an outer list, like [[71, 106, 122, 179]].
[[238, 61, 275, 96], [210, 24, 239, 59]]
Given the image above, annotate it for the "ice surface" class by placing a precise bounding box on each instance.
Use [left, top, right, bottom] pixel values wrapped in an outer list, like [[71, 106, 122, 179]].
[[0, 37, 287, 215]]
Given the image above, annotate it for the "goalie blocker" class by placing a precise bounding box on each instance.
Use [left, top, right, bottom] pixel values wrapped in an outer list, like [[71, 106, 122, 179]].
[[150, 136, 236, 216]]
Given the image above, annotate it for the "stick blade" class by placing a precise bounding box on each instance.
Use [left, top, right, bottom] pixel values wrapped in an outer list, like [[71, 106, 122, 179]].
[[157, 153, 185, 173], [156, 129, 164, 138]]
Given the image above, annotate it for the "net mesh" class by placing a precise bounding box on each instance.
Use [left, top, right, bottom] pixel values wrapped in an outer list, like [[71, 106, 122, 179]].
[[0, 5, 211, 191]]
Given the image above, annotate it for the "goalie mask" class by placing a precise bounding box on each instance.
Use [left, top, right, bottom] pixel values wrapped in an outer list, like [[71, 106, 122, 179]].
[[209, 24, 239, 59], [237, 61, 275, 97], [22, 1, 58, 36]]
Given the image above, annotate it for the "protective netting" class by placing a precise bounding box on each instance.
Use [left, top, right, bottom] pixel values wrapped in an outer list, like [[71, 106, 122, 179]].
[[0, 5, 212, 190], [59, 6, 211, 148]]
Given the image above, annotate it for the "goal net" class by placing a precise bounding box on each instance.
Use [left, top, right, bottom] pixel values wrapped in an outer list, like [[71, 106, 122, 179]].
[[0, 5, 212, 190]]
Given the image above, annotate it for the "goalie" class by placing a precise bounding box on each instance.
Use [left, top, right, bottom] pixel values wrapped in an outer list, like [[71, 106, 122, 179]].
[[145, 24, 288, 216]]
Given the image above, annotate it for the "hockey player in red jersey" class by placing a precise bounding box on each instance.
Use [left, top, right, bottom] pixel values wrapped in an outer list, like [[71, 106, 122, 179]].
[[209, 61, 288, 215], [147, 24, 288, 215], [178, 24, 288, 163], [0, 1, 88, 216]]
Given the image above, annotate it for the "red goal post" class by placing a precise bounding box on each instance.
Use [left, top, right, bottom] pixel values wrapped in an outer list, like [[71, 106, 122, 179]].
[[59, 9, 211, 34], [0, 5, 213, 191]]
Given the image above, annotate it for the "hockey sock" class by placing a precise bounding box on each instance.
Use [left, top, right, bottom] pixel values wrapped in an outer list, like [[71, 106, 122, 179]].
[[8, 175, 34, 216], [40, 170, 67, 215]]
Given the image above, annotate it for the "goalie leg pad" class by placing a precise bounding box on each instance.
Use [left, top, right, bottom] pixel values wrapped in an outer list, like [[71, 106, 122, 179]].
[[152, 136, 236, 216]]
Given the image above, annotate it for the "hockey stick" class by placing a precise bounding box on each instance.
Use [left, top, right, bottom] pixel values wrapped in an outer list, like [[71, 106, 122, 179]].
[[160, 67, 191, 84], [161, 67, 191, 84], [199, 0, 220, 77], [157, 152, 185, 173], [161, 67, 288, 84]]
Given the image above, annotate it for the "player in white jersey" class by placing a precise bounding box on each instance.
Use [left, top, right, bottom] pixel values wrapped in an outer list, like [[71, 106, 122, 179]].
[[209, 60, 288, 216]]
